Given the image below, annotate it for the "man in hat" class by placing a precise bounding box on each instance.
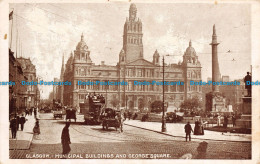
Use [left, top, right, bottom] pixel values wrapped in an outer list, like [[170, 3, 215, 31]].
[[184, 122, 193, 142], [20, 114, 26, 131], [10, 116, 17, 139], [61, 122, 71, 155]]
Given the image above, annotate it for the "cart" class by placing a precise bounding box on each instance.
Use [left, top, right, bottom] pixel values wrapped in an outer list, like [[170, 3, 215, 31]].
[[102, 118, 120, 130], [66, 109, 77, 122], [53, 106, 65, 119], [101, 108, 121, 130]]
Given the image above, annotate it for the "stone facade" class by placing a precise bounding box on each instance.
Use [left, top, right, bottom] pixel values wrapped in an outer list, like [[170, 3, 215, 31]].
[[62, 4, 202, 112], [9, 49, 27, 114], [16, 57, 39, 109]]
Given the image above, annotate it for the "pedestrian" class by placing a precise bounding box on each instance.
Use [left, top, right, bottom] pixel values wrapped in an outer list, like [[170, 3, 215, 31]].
[[61, 122, 71, 155], [200, 119, 205, 135], [20, 114, 26, 131], [184, 122, 193, 142], [133, 113, 138, 120], [34, 107, 37, 118], [10, 117, 17, 139], [33, 120, 40, 139], [194, 120, 199, 135], [30, 108, 33, 116], [25, 108, 29, 116], [223, 116, 228, 128], [217, 115, 221, 126], [128, 111, 132, 120], [116, 112, 124, 133], [16, 115, 20, 131], [232, 115, 236, 127]]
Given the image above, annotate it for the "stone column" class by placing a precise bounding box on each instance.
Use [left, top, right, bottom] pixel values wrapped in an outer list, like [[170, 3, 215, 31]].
[[210, 25, 221, 92]]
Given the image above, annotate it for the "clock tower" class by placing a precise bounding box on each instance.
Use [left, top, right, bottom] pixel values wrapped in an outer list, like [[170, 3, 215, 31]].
[[122, 4, 144, 63]]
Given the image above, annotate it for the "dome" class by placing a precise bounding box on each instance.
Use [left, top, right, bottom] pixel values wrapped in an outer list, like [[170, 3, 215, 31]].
[[76, 33, 88, 50], [185, 40, 196, 56]]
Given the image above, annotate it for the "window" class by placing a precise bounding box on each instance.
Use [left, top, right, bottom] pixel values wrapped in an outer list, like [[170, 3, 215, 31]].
[[138, 70, 142, 77]]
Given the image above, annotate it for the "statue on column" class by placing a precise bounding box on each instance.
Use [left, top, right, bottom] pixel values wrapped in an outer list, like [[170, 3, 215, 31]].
[[244, 72, 252, 97]]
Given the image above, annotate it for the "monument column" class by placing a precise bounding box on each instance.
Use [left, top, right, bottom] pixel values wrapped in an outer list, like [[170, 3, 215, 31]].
[[206, 25, 226, 112], [210, 24, 221, 92]]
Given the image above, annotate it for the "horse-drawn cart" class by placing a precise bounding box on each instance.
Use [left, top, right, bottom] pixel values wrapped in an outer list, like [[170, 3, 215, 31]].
[[101, 108, 122, 131], [66, 109, 77, 122], [102, 118, 120, 130]]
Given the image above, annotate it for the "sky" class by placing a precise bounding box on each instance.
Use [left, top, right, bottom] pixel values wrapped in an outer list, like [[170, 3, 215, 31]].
[[9, 3, 251, 99]]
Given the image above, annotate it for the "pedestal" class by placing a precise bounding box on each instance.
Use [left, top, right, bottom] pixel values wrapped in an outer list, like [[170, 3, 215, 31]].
[[242, 97, 251, 115], [206, 92, 226, 112], [238, 97, 251, 129]]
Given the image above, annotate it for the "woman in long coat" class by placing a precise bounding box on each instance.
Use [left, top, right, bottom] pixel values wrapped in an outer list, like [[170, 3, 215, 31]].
[[61, 122, 71, 154], [194, 120, 200, 135]]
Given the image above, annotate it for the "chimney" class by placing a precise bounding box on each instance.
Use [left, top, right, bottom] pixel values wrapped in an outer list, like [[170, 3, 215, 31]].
[[101, 61, 105, 66]]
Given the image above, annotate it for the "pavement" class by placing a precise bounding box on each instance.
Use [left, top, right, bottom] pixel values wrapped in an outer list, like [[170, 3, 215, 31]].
[[9, 114, 37, 150], [9, 113, 251, 159], [124, 120, 251, 142]]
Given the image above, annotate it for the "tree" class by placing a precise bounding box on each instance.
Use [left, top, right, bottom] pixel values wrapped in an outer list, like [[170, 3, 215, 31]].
[[138, 98, 145, 112], [180, 96, 202, 111], [150, 100, 163, 113], [110, 95, 119, 108]]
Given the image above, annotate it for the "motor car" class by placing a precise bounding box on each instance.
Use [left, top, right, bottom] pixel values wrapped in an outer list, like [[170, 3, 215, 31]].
[[166, 112, 183, 123]]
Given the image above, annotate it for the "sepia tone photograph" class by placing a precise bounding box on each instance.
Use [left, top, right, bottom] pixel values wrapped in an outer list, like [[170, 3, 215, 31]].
[[4, 1, 257, 161]]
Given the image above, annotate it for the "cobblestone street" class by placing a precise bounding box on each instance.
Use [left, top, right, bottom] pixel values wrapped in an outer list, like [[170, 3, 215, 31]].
[[10, 113, 251, 159]]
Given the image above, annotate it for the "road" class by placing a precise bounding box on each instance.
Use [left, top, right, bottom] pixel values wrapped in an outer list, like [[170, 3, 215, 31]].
[[11, 113, 251, 159]]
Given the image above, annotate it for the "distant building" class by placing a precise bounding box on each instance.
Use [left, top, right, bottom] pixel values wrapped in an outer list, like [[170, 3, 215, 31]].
[[62, 4, 202, 112], [53, 55, 65, 106], [16, 57, 39, 109], [222, 76, 229, 82], [9, 49, 27, 114]]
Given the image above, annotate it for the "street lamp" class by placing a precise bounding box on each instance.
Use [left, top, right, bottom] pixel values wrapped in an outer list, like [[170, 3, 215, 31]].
[[162, 55, 167, 132], [162, 54, 179, 132]]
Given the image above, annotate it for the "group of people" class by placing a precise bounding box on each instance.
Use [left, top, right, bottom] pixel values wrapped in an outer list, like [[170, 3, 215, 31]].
[[184, 119, 205, 142], [124, 111, 138, 120], [86, 92, 105, 103], [217, 114, 237, 127], [9, 114, 26, 139], [25, 107, 37, 117], [10, 107, 40, 140]]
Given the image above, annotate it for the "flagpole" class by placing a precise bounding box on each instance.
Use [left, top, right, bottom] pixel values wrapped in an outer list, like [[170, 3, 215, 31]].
[[9, 9, 14, 49]]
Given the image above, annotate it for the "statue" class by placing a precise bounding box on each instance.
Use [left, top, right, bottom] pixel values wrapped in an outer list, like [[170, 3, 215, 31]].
[[244, 72, 252, 97]]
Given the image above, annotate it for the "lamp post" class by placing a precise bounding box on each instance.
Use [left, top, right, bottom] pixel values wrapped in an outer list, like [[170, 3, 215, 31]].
[[161, 54, 179, 132], [162, 55, 167, 132]]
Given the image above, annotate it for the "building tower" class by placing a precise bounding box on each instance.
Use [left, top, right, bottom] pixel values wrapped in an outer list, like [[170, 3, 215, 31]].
[[72, 33, 92, 108], [153, 49, 160, 65], [210, 24, 221, 92], [182, 40, 202, 100], [122, 3, 143, 63], [74, 33, 92, 64]]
